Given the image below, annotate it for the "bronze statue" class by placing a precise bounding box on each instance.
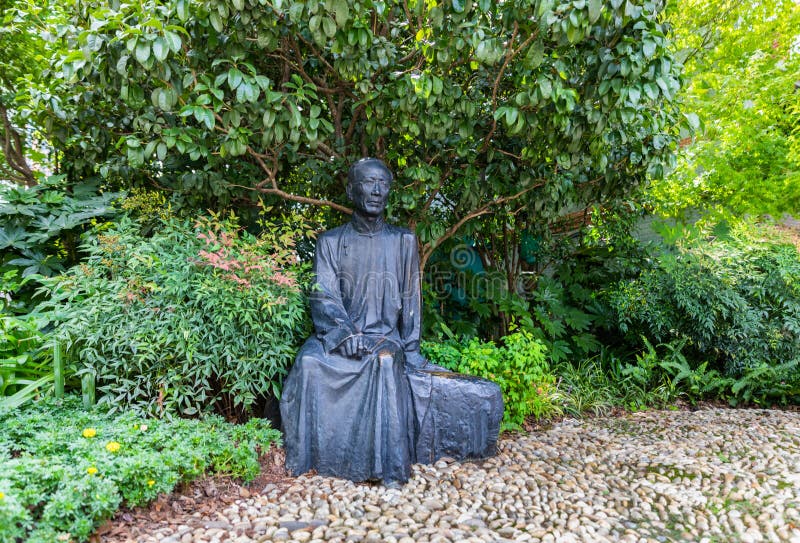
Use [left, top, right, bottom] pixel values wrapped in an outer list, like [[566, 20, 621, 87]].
[[280, 158, 502, 487]]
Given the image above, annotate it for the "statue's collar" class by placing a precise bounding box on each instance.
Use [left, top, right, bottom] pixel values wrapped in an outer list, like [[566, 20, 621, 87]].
[[350, 212, 386, 235]]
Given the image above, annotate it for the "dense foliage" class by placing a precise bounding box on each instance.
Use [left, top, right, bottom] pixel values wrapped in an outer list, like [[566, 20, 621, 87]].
[[25, 0, 681, 273], [606, 228, 800, 373], [0, 176, 118, 283], [422, 329, 560, 430], [651, 0, 800, 218], [37, 214, 311, 418], [0, 396, 280, 543]]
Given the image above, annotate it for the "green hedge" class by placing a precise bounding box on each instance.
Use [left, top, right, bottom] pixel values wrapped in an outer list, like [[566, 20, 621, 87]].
[[0, 397, 280, 543]]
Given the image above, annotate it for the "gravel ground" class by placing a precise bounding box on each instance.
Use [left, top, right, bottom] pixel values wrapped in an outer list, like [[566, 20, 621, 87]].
[[137, 408, 800, 543]]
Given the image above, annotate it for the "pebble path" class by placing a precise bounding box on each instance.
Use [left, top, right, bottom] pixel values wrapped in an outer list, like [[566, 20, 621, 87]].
[[146, 409, 800, 543]]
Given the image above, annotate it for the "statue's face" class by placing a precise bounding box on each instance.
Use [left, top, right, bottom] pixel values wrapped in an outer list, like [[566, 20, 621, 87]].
[[347, 162, 392, 217]]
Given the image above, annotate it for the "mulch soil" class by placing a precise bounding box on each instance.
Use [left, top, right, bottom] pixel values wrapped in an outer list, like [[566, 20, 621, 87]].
[[92, 445, 294, 542]]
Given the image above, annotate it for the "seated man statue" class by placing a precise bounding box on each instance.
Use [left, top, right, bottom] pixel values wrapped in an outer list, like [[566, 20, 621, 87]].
[[280, 158, 502, 487]]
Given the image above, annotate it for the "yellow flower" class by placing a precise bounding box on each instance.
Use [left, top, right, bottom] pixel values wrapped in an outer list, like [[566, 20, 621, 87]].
[[105, 441, 121, 453], [147, 480, 155, 487], [82, 428, 97, 438], [87, 467, 98, 475], [0, 491, 5, 500]]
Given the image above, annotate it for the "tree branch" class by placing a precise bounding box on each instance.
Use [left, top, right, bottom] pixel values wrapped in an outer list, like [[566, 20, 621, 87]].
[[480, 24, 539, 153], [419, 181, 544, 270], [229, 181, 353, 215], [0, 104, 35, 186], [243, 146, 351, 214]]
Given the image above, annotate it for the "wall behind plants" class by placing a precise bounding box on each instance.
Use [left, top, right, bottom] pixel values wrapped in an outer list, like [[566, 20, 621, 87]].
[[37, 213, 312, 420]]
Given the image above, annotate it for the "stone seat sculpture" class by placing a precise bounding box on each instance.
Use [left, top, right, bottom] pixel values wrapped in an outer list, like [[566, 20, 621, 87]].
[[280, 158, 503, 486]]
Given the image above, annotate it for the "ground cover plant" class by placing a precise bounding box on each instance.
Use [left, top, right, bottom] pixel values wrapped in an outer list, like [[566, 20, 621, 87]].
[[0, 396, 280, 543], [422, 329, 562, 430], [36, 213, 311, 420]]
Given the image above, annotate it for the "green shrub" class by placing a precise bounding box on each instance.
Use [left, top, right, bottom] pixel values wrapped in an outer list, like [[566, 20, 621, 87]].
[[38, 213, 311, 419], [606, 235, 800, 373], [604, 227, 800, 404], [0, 396, 280, 542], [556, 340, 684, 416], [1, 278, 55, 409], [423, 330, 560, 430], [0, 176, 119, 299], [555, 356, 617, 417]]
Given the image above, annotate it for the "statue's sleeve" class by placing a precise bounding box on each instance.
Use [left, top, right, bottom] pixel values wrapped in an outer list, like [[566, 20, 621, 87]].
[[310, 234, 356, 353], [399, 232, 422, 353]]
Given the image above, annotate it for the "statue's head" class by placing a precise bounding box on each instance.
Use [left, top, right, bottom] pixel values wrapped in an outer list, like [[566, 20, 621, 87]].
[[346, 158, 393, 217]]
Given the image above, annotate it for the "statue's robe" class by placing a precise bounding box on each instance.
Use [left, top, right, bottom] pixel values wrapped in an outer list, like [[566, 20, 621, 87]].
[[280, 214, 502, 484]]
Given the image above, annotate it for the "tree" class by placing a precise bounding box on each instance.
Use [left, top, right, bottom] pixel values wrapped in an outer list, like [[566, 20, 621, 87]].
[[45, 0, 682, 272], [650, 0, 800, 219], [0, 0, 47, 186]]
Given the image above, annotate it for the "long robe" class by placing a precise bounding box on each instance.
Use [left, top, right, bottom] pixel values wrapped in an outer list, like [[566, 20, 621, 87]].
[[280, 216, 421, 483], [280, 215, 503, 484]]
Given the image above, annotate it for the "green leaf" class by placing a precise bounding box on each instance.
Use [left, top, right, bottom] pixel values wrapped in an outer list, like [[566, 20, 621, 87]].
[[176, 0, 189, 21], [144, 140, 157, 158], [0, 226, 29, 249], [321, 16, 336, 38], [504, 107, 519, 127], [525, 41, 545, 68], [538, 76, 552, 99], [116, 55, 129, 75], [432, 76, 443, 95], [164, 31, 182, 53], [209, 12, 224, 32], [684, 112, 700, 131], [332, 0, 349, 26], [628, 86, 641, 105], [135, 41, 150, 64], [153, 37, 169, 62], [643, 39, 656, 58], [566, 24, 581, 44], [588, 0, 602, 23], [227, 68, 244, 90]]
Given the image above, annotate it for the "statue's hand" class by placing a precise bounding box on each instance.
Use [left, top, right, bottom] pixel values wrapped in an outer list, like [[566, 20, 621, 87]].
[[336, 335, 369, 358]]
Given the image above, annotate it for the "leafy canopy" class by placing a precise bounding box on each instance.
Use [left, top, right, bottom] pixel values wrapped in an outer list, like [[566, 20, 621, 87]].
[[651, 0, 800, 218], [45, 0, 683, 269]]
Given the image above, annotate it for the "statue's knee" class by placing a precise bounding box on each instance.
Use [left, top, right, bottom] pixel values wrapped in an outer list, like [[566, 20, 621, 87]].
[[377, 351, 394, 367], [297, 354, 324, 374]]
